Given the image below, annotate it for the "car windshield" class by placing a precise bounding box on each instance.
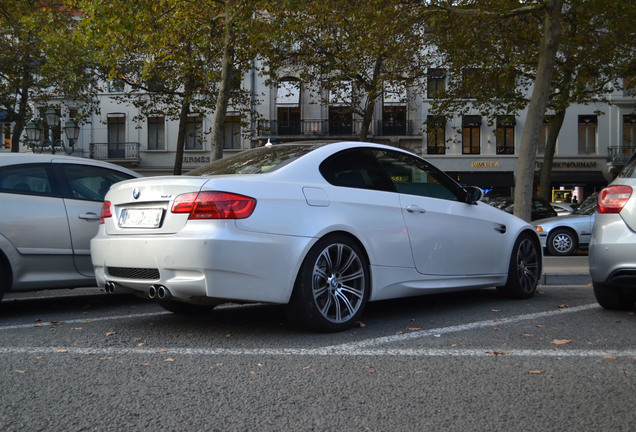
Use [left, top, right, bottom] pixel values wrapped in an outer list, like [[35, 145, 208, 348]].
[[187, 144, 323, 176]]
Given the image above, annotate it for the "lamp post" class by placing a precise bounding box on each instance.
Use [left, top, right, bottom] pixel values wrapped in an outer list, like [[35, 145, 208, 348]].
[[25, 108, 80, 155]]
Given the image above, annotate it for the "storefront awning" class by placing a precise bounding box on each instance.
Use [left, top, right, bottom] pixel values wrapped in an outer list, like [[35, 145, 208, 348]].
[[536, 171, 608, 186], [452, 171, 515, 188]]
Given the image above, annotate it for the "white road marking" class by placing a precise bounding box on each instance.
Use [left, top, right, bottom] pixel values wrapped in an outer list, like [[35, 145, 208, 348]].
[[1, 302, 630, 358], [0, 346, 634, 358]]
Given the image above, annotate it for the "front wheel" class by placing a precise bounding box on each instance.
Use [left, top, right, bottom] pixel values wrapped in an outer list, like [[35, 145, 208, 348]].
[[547, 228, 577, 256], [285, 234, 370, 332], [497, 233, 541, 299]]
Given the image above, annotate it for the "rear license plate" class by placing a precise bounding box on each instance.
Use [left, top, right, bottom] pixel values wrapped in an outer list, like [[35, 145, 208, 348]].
[[118, 208, 164, 228]]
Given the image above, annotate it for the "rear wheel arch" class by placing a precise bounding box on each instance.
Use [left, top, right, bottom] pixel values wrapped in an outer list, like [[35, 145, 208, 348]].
[[285, 231, 371, 332]]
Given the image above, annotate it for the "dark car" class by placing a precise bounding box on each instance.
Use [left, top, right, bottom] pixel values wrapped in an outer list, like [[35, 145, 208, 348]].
[[485, 196, 558, 221]]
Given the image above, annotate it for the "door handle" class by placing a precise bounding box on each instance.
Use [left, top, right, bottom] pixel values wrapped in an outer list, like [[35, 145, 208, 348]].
[[79, 212, 100, 221], [494, 224, 507, 233], [406, 205, 426, 214]]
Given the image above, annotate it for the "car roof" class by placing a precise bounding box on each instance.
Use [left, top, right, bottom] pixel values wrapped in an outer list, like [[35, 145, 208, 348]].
[[0, 153, 140, 176]]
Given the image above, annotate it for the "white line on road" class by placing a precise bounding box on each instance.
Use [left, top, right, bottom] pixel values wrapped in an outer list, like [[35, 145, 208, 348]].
[[0, 346, 634, 358], [0, 311, 170, 331], [0, 302, 627, 358]]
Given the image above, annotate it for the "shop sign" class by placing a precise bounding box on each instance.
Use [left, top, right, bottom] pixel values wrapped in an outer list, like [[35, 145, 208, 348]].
[[535, 160, 597, 169], [183, 156, 211, 164], [471, 161, 500, 168]]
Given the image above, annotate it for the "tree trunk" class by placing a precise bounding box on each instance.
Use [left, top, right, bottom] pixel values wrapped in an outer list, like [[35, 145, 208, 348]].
[[513, 0, 563, 221], [12, 63, 32, 152], [358, 56, 384, 142], [538, 108, 565, 202], [211, 3, 235, 161]]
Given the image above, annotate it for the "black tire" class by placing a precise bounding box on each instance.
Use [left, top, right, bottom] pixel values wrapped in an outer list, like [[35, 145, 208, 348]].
[[285, 234, 370, 332], [497, 233, 541, 299], [0, 263, 6, 303], [157, 300, 218, 315], [593, 283, 636, 310], [546, 228, 577, 256]]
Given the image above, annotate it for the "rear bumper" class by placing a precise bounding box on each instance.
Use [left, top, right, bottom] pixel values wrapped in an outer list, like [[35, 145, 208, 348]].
[[589, 213, 636, 287], [90, 226, 313, 304]]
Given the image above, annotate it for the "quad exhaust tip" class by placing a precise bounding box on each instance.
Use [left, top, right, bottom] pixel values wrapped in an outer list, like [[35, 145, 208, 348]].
[[149, 285, 171, 300]]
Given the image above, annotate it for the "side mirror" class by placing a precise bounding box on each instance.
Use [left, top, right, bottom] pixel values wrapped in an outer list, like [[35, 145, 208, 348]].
[[465, 186, 484, 204]]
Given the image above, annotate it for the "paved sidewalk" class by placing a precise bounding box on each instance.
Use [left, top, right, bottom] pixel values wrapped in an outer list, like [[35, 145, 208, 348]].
[[541, 255, 591, 285]]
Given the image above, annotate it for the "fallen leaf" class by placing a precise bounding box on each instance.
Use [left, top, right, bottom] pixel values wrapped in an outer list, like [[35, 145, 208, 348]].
[[14, 370, 26, 374], [407, 327, 421, 331], [491, 309, 501, 312], [56, 349, 68, 353], [105, 331, 117, 336], [603, 355, 616, 360], [354, 321, 366, 328], [165, 358, 175, 362], [527, 370, 542, 374], [250, 371, 257, 375], [552, 339, 572, 345], [486, 350, 508, 356], [558, 304, 570, 309], [155, 349, 168, 353]]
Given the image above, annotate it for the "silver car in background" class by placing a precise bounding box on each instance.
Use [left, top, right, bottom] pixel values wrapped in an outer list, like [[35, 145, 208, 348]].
[[0, 154, 139, 301], [589, 155, 636, 310], [533, 193, 598, 256]]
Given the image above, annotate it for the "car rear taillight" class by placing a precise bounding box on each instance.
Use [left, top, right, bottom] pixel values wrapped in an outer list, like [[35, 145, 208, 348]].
[[171, 191, 256, 220], [100, 201, 112, 224], [597, 185, 633, 214]]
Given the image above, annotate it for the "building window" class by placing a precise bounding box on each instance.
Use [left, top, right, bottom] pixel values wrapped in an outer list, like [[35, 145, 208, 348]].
[[3, 123, 11, 149], [538, 115, 553, 155], [108, 79, 125, 92], [147, 115, 165, 150], [462, 115, 481, 154], [496, 115, 515, 155], [624, 114, 636, 149], [381, 105, 407, 135], [427, 68, 446, 99], [276, 79, 301, 135], [426, 115, 446, 154], [329, 106, 352, 135], [185, 114, 203, 150], [107, 113, 126, 158], [223, 116, 241, 150], [578, 115, 597, 155]]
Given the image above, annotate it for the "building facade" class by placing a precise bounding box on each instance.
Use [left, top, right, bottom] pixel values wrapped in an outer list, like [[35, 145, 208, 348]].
[[3, 65, 634, 204]]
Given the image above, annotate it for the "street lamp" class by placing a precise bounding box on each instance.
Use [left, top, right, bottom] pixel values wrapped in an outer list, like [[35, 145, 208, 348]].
[[25, 108, 80, 155]]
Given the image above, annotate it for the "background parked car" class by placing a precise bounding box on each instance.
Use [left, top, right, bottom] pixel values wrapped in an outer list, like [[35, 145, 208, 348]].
[[550, 202, 579, 216], [0, 154, 140, 301], [533, 193, 598, 256], [91, 141, 542, 332], [589, 155, 636, 310], [485, 196, 558, 221]]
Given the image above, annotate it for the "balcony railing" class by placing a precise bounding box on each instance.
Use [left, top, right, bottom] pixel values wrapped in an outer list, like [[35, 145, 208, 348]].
[[376, 120, 415, 136], [607, 146, 636, 164], [89, 142, 140, 162], [259, 120, 367, 137]]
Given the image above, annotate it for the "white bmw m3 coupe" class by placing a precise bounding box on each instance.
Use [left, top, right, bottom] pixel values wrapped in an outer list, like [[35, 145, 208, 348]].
[[91, 141, 542, 331]]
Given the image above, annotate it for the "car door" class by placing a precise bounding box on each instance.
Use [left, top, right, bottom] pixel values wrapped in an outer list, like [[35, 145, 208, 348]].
[[0, 163, 77, 282], [375, 149, 509, 276], [54, 162, 136, 277]]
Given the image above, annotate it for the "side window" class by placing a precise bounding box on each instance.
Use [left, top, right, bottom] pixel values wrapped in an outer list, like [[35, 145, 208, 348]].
[[60, 164, 134, 201], [375, 150, 463, 201], [0, 164, 58, 197], [319, 149, 395, 192]]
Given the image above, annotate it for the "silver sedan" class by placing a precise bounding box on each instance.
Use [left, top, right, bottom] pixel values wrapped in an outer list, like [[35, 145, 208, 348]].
[[533, 193, 598, 256], [91, 142, 542, 331], [0, 154, 139, 301]]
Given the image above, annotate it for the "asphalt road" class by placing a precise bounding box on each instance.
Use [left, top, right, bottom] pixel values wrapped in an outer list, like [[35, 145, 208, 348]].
[[0, 279, 634, 431]]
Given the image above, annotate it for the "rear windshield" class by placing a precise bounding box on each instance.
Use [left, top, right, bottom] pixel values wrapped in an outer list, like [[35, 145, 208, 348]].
[[619, 155, 636, 178], [187, 144, 323, 176]]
